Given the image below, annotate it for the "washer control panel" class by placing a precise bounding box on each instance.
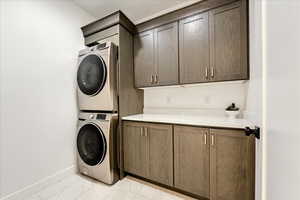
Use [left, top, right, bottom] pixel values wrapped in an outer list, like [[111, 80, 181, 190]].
[[96, 114, 106, 120]]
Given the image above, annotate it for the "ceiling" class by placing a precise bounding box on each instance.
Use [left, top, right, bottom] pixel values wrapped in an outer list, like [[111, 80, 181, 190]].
[[72, 0, 202, 24]]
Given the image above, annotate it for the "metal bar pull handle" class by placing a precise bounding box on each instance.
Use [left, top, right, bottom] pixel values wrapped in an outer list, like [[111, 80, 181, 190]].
[[211, 135, 214, 146], [144, 127, 148, 137], [155, 74, 158, 84], [151, 75, 154, 84], [140, 127, 143, 136], [204, 133, 207, 145], [211, 67, 215, 78], [205, 68, 209, 79]]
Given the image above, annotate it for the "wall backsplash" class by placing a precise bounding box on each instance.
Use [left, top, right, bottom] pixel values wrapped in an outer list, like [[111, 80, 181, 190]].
[[144, 81, 249, 116]]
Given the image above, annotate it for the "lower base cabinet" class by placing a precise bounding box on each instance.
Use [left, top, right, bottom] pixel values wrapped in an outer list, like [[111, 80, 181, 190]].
[[123, 122, 148, 178], [147, 123, 173, 186], [123, 121, 173, 186], [123, 121, 255, 200], [174, 126, 210, 198], [210, 128, 255, 200]]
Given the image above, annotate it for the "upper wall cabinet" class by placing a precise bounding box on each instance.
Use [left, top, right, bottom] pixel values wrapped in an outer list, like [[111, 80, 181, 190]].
[[134, 30, 155, 88], [155, 22, 179, 86], [134, 22, 179, 88], [179, 13, 210, 84], [209, 1, 248, 81], [134, 0, 249, 88]]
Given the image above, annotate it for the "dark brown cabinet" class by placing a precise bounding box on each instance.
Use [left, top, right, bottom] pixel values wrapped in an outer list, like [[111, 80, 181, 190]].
[[134, 30, 155, 88], [147, 123, 173, 186], [155, 22, 179, 86], [123, 121, 255, 200], [123, 121, 173, 186], [210, 128, 255, 200], [123, 122, 149, 177], [209, 1, 248, 82], [174, 126, 210, 198], [134, 22, 179, 87], [174, 125, 255, 200], [134, 0, 248, 88], [179, 12, 210, 84]]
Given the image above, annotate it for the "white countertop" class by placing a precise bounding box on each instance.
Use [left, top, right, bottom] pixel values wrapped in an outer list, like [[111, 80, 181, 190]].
[[122, 114, 253, 129]]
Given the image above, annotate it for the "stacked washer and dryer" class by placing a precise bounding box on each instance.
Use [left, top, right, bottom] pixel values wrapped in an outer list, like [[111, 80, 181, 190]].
[[76, 42, 119, 184]]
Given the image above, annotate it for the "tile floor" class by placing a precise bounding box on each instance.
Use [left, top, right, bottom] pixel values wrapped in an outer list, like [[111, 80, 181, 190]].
[[24, 174, 196, 200]]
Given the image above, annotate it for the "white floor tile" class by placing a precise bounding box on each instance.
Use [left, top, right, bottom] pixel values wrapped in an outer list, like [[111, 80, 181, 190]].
[[22, 174, 196, 200]]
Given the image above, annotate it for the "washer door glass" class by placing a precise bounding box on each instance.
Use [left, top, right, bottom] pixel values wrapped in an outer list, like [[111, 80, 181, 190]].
[[77, 123, 106, 166], [77, 54, 107, 96]]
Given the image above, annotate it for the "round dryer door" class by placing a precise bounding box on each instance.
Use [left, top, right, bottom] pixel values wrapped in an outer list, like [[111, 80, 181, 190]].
[[77, 54, 107, 96], [77, 123, 107, 166]]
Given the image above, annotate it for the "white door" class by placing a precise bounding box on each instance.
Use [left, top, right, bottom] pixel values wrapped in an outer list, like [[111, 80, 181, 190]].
[[248, 1, 263, 200], [263, 1, 300, 200]]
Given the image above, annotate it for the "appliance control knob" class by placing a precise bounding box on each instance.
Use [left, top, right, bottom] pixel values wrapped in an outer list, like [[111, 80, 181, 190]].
[[89, 115, 94, 119]]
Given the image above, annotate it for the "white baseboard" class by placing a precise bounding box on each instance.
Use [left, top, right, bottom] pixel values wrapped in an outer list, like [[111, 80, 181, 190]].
[[0, 165, 76, 200]]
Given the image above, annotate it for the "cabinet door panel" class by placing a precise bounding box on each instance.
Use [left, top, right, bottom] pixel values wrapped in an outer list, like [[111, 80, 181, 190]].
[[210, 129, 255, 200], [209, 1, 248, 81], [123, 122, 148, 177], [174, 126, 210, 198], [179, 13, 209, 84], [147, 123, 173, 186], [155, 22, 179, 86], [134, 30, 155, 87]]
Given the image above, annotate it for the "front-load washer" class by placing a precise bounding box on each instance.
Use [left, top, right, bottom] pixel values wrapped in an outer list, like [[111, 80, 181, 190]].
[[76, 112, 119, 184], [77, 42, 118, 111]]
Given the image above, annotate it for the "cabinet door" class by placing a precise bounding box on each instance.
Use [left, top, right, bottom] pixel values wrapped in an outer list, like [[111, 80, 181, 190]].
[[174, 126, 210, 198], [179, 13, 210, 84], [123, 122, 148, 177], [210, 129, 255, 200], [146, 123, 173, 186], [134, 30, 155, 87], [155, 22, 179, 86], [209, 1, 248, 81]]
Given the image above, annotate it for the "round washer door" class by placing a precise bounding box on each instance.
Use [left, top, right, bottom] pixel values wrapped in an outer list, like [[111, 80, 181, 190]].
[[77, 54, 107, 96], [77, 123, 107, 166]]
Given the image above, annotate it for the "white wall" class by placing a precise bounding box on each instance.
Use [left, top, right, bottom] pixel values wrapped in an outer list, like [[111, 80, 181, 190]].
[[144, 81, 248, 116], [0, 0, 94, 197], [264, 1, 300, 200]]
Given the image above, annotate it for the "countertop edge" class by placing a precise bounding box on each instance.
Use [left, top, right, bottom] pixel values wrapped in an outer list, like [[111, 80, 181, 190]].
[[121, 115, 252, 130]]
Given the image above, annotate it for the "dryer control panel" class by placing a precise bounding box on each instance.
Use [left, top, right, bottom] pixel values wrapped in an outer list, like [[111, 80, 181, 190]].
[[78, 112, 118, 122]]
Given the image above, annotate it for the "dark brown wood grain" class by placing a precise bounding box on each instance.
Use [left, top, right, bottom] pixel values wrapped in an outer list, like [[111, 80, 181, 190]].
[[154, 22, 179, 86], [118, 26, 144, 179], [134, 30, 156, 87], [147, 123, 173, 186], [122, 121, 255, 200], [210, 128, 255, 200], [136, 0, 239, 33], [209, 0, 249, 81], [123, 122, 149, 177], [118, 26, 144, 118], [174, 126, 210, 198], [179, 12, 210, 84], [82, 10, 136, 37], [123, 122, 173, 185], [134, 0, 249, 87]]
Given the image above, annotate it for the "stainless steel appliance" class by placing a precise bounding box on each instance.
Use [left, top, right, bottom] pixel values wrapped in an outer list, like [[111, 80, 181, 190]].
[[76, 112, 119, 184], [77, 42, 118, 111]]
